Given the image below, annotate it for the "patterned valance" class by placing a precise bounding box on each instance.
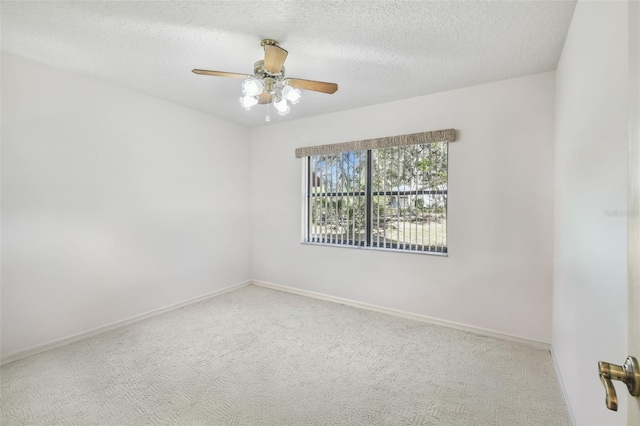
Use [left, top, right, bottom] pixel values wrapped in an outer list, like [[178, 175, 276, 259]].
[[294, 128, 456, 158]]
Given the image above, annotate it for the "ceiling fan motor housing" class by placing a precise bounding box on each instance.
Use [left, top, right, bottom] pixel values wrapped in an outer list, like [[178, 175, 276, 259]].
[[254, 60, 285, 81]]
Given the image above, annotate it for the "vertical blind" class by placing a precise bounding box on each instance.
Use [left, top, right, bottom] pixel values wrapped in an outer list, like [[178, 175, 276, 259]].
[[301, 129, 455, 254]]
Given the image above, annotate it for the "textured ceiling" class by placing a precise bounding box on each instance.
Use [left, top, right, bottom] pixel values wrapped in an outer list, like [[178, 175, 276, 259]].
[[1, 1, 576, 127]]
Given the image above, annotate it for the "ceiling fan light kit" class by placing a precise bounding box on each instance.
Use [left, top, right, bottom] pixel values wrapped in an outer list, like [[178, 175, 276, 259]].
[[241, 78, 264, 97], [193, 39, 338, 122]]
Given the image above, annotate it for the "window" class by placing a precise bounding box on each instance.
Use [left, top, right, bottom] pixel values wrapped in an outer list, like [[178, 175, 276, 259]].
[[303, 141, 448, 254]]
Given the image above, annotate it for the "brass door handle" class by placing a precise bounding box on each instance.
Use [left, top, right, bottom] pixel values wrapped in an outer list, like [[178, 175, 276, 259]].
[[597, 356, 640, 411]]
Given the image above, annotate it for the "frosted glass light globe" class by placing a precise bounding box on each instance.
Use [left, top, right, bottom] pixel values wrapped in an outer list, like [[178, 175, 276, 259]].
[[276, 105, 291, 116], [282, 85, 301, 104], [274, 98, 289, 113], [242, 78, 264, 97], [239, 95, 258, 110]]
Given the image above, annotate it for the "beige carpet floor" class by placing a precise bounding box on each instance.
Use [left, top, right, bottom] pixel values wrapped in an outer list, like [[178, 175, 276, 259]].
[[1, 285, 570, 425]]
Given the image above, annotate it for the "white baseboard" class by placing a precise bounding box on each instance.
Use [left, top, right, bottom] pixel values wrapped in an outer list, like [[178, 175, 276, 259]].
[[551, 349, 576, 426], [1, 280, 252, 366], [2, 279, 551, 366], [251, 279, 551, 350]]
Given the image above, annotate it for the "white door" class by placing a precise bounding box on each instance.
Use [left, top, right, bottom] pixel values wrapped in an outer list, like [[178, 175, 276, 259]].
[[628, 1, 640, 423]]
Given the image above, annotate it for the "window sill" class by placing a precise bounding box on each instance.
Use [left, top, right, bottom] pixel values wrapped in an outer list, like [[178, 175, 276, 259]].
[[300, 241, 448, 257]]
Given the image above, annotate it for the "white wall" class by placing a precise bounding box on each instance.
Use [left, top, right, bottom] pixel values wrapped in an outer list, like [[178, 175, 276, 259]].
[[553, 1, 629, 425], [1, 53, 251, 357], [250, 72, 555, 343]]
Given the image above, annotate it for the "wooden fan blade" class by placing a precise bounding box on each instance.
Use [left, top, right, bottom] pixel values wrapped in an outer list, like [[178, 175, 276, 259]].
[[264, 45, 288, 73], [192, 69, 252, 79], [258, 92, 273, 104], [286, 78, 338, 94]]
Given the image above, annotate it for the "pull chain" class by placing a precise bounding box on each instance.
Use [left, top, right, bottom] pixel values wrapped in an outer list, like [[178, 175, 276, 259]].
[[266, 99, 271, 122]]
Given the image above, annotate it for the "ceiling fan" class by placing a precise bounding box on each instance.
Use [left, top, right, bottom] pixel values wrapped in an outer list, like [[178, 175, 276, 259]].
[[192, 39, 338, 120]]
